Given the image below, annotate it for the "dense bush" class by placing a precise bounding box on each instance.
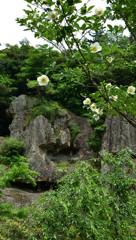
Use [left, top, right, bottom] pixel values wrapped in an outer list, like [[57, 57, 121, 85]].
[[0, 138, 25, 158], [68, 120, 80, 141], [27, 148, 136, 240], [26, 99, 65, 124], [0, 154, 27, 167], [0, 216, 32, 240]]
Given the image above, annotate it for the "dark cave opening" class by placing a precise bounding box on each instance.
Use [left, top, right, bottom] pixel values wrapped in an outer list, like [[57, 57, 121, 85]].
[[9, 181, 58, 193], [0, 110, 12, 136]]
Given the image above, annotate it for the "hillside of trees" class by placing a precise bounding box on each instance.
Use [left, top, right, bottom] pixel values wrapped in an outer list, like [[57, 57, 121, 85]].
[[0, 0, 136, 238]]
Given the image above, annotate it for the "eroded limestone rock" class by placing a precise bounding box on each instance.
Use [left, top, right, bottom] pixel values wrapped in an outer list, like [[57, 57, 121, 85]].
[[5, 95, 95, 182], [101, 115, 136, 154], [0, 188, 42, 209], [0, 137, 5, 154]]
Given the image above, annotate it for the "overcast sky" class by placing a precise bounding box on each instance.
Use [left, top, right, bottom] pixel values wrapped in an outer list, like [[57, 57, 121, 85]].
[[0, 0, 45, 49], [0, 0, 128, 50]]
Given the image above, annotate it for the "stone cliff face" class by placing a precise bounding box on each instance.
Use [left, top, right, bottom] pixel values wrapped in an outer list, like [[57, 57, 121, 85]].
[[6, 94, 95, 183], [1, 95, 136, 208], [101, 115, 136, 154]]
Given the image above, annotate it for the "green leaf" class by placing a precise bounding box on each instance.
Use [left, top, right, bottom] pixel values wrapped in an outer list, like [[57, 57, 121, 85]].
[[74, 22, 80, 30], [107, 24, 113, 32], [111, 44, 118, 52], [117, 48, 124, 54], [81, 23, 86, 30], [88, 5, 94, 12], [34, 32, 40, 38], [25, 0, 33, 3], [52, 62, 56, 68]]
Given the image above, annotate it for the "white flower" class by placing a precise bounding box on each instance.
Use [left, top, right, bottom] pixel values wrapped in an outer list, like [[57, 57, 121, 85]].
[[134, 60, 136, 64], [48, 11, 57, 20], [90, 103, 97, 111], [111, 95, 118, 101], [35, 12, 39, 18], [96, 108, 103, 115], [83, 98, 91, 105], [106, 57, 114, 63], [37, 75, 49, 86], [106, 83, 112, 88], [118, 25, 124, 31], [20, 14, 25, 20], [91, 42, 102, 53], [95, 7, 104, 17], [115, 86, 119, 89], [93, 114, 100, 121], [127, 86, 135, 95]]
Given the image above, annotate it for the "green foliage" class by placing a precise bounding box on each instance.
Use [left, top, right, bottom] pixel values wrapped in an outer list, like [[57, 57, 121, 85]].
[[19, 44, 64, 81], [0, 75, 20, 95], [0, 138, 25, 159], [86, 116, 106, 153], [0, 150, 38, 218], [16, 0, 136, 127], [0, 155, 27, 167], [0, 162, 38, 193], [52, 66, 91, 116], [28, 148, 136, 239], [0, 75, 20, 136], [87, 136, 102, 152], [0, 203, 28, 219], [89, 82, 136, 123], [26, 79, 57, 99], [0, 216, 32, 239], [0, 82, 11, 107], [100, 149, 136, 238], [0, 39, 33, 78], [68, 120, 80, 141], [26, 100, 64, 124], [0, 161, 38, 218], [54, 129, 59, 143]]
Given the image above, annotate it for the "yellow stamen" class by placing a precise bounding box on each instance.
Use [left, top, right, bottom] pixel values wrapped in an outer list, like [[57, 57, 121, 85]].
[[51, 13, 56, 19], [92, 105, 96, 108], [93, 46, 97, 52], [98, 10, 102, 15], [129, 88, 133, 92], [41, 77, 46, 83]]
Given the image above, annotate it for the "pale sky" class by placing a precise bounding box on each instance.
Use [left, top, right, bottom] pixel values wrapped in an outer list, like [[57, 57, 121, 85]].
[[0, 0, 128, 50], [0, 0, 45, 49]]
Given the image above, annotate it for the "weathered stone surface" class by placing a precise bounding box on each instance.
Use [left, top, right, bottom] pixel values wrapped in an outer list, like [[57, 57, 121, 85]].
[[101, 115, 136, 154], [0, 137, 5, 154], [0, 188, 42, 209], [5, 95, 95, 182]]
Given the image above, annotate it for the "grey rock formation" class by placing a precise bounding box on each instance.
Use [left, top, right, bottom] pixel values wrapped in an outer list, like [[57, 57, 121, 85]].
[[0, 137, 5, 154], [0, 188, 43, 209], [101, 115, 136, 154], [5, 95, 95, 183]]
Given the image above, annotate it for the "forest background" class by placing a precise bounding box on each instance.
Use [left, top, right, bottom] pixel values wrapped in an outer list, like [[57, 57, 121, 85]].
[[0, 0, 136, 239]]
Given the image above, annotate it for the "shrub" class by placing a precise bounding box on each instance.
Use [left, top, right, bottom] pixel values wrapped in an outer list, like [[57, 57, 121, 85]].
[[0, 216, 32, 240], [68, 120, 80, 141], [27, 100, 65, 124], [28, 148, 136, 240], [0, 154, 27, 167], [0, 138, 25, 158], [86, 117, 106, 153]]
